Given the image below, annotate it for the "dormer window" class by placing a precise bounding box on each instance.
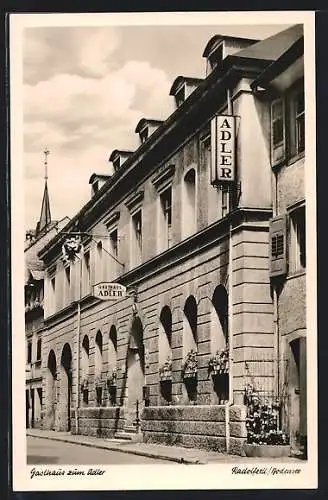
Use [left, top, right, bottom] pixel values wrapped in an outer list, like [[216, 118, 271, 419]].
[[109, 150, 133, 172], [169, 76, 203, 108], [89, 173, 110, 198], [202, 35, 258, 76], [140, 128, 148, 144], [113, 157, 120, 171], [135, 118, 164, 145], [175, 85, 185, 107]]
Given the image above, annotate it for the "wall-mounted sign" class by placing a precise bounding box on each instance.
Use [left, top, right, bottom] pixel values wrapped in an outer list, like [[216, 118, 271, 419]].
[[211, 115, 236, 184], [93, 282, 127, 300]]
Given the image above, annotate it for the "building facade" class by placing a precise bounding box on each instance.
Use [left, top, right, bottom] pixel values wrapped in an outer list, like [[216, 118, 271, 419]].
[[25, 173, 69, 429], [34, 25, 306, 456]]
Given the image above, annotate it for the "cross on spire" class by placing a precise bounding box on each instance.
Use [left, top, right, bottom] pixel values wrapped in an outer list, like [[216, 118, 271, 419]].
[[43, 147, 50, 181]]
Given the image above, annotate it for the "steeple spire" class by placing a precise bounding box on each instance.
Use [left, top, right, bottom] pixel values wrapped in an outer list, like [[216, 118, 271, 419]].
[[36, 148, 52, 236]]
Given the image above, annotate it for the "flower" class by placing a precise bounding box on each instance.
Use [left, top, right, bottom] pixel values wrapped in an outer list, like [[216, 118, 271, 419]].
[[208, 346, 229, 373], [94, 374, 104, 389], [107, 368, 117, 386], [80, 376, 89, 392], [182, 350, 197, 377], [244, 385, 289, 445]]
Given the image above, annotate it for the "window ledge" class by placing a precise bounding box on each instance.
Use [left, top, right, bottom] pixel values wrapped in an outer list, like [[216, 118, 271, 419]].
[[286, 270, 306, 281], [287, 152, 305, 167]]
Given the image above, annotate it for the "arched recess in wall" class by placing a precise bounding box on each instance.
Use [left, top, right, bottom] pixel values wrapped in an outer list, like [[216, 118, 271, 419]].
[[211, 285, 229, 352], [81, 335, 90, 378], [60, 343, 72, 432], [81, 335, 89, 404], [159, 306, 172, 366], [183, 295, 198, 356], [108, 325, 117, 372], [210, 285, 229, 404], [95, 330, 103, 378], [182, 168, 196, 238], [46, 349, 57, 430]]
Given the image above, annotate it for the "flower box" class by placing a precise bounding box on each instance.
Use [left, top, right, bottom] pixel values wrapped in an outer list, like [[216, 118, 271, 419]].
[[106, 369, 117, 387], [159, 372, 172, 382], [244, 443, 291, 458], [94, 376, 104, 390], [159, 358, 172, 382], [80, 378, 89, 392], [209, 346, 229, 375], [182, 350, 197, 380], [183, 369, 197, 380]]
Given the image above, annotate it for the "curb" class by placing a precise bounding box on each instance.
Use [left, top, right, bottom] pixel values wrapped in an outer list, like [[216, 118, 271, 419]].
[[27, 433, 206, 465]]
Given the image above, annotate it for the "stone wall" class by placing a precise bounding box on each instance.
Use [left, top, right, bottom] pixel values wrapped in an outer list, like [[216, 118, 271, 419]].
[[71, 407, 125, 438], [142, 405, 247, 455]]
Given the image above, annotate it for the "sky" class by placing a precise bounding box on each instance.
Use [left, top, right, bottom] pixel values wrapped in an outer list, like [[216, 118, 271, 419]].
[[23, 22, 291, 231]]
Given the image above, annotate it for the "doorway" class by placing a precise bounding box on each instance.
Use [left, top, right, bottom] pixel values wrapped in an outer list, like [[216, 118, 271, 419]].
[[288, 337, 307, 453], [60, 343, 73, 431], [47, 350, 57, 430], [127, 317, 145, 428]]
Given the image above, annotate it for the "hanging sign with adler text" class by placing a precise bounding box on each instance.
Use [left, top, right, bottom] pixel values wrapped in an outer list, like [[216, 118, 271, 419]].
[[93, 282, 127, 300], [210, 115, 236, 184]]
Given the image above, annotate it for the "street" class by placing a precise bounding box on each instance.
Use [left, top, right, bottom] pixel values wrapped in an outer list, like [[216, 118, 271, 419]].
[[27, 436, 170, 465]]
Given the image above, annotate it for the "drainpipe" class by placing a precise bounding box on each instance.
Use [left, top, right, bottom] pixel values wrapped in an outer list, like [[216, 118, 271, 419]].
[[75, 258, 82, 434], [225, 221, 234, 453], [273, 172, 280, 397], [225, 88, 234, 454]]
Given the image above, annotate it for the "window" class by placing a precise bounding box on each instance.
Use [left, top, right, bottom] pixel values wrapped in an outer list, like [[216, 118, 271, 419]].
[[27, 341, 32, 364], [182, 169, 196, 238], [49, 275, 56, 314], [175, 86, 185, 107], [140, 128, 148, 143], [269, 215, 287, 278], [295, 90, 305, 155], [159, 188, 172, 251], [289, 206, 306, 273], [36, 339, 42, 361], [271, 98, 285, 166], [82, 250, 90, 295], [64, 265, 71, 304], [95, 241, 103, 283], [132, 210, 142, 266], [270, 83, 305, 166]]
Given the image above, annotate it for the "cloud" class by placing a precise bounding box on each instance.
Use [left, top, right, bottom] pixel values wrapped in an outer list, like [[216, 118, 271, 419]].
[[23, 27, 121, 83], [24, 35, 174, 229]]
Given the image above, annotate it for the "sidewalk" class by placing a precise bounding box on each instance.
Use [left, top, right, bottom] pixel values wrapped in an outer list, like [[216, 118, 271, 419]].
[[27, 429, 304, 465]]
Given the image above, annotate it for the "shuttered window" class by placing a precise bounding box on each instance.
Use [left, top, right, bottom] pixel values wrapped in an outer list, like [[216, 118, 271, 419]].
[[269, 215, 287, 278], [271, 98, 286, 167]]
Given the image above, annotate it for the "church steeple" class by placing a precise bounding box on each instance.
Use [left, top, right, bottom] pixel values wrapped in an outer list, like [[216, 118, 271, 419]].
[[35, 148, 51, 236]]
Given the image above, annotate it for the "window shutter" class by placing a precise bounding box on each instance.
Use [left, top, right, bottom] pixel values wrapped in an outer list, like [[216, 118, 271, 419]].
[[271, 98, 286, 167], [269, 215, 287, 278]]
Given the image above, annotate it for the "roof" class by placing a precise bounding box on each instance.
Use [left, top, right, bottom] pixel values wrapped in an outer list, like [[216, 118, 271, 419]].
[[169, 76, 204, 96], [202, 34, 259, 58], [89, 173, 111, 184], [232, 24, 303, 63], [108, 150, 134, 162], [251, 36, 304, 91], [39, 28, 291, 261], [135, 118, 164, 134], [36, 180, 51, 236]]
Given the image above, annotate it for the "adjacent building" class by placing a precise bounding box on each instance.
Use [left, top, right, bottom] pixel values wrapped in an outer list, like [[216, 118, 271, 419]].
[[25, 171, 69, 428], [31, 25, 306, 456]]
